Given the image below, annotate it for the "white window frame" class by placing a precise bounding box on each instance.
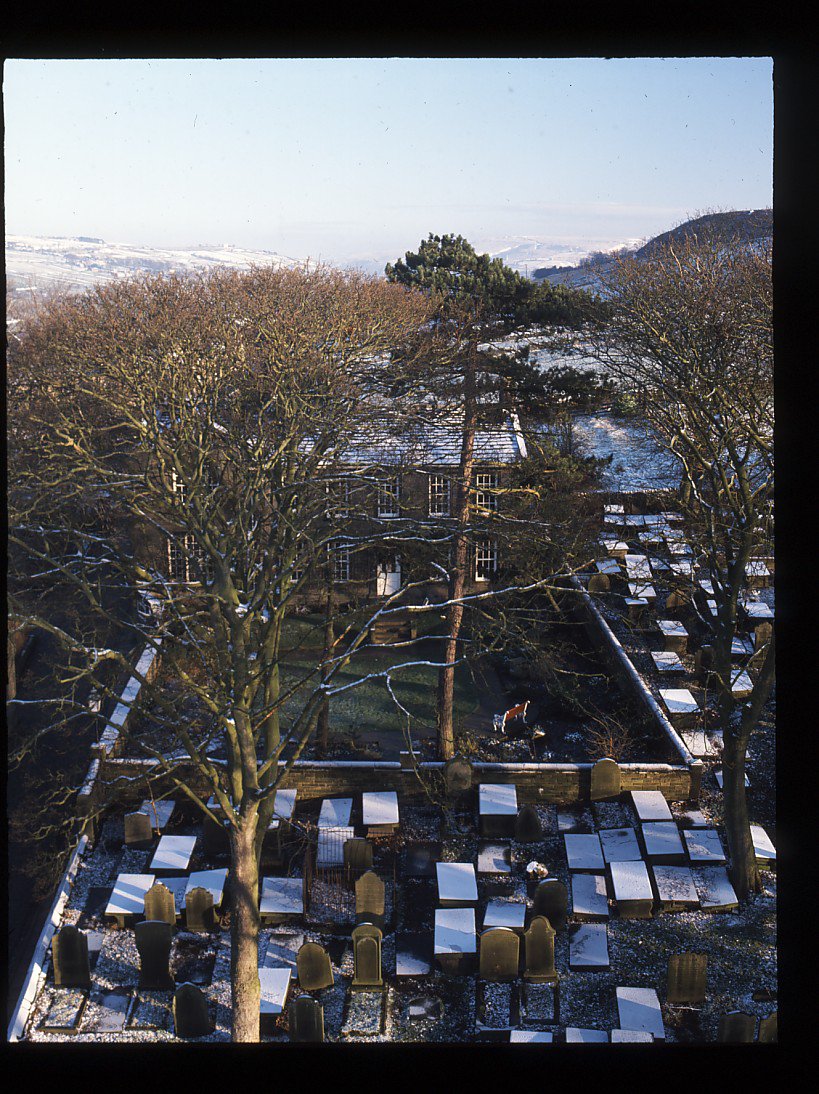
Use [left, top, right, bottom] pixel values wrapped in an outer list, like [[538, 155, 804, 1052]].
[[328, 541, 351, 583], [475, 471, 499, 512], [168, 533, 213, 585], [377, 476, 401, 518], [474, 538, 498, 582], [171, 469, 187, 505], [429, 474, 452, 516]]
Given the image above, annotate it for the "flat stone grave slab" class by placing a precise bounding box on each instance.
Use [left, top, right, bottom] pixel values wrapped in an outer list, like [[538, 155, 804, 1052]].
[[602, 539, 629, 558], [595, 558, 621, 576], [740, 598, 774, 622], [599, 827, 642, 864], [317, 826, 356, 867], [436, 862, 479, 904], [318, 798, 353, 828], [571, 873, 609, 920], [483, 898, 526, 932], [518, 982, 555, 1024], [730, 636, 754, 658], [657, 619, 689, 652], [40, 989, 87, 1033], [138, 799, 176, 831], [641, 822, 686, 861], [127, 990, 173, 1031], [630, 791, 673, 823], [396, 933, 432, 977], [263, 931, 304, 971], [680, 729, 720, 759], [565, 1027, 608, 1043], [659, 688, 700, 718], [434, 908, 476, 956], [564, 833, 604, 872], [683, 828, 726, 864], [730, 669, 754, 699], [260, 877, 304, 922], [105, 873, 155, 923], [673, 807, 709, 828], [510, 1029, 553, 1042], [616, 986, 665, 1041], [609, 861, 654, 918], [569, 923, 609, 970], [479, 783, 518, 837], [259, 966, 292, 1015], [750, 824, 776, 870], [340, 988, 385, 1037], [649, 555, 671, 572], [611, 1029, 654, 1042], [149, 835, 197, 874], [628, 582, 656, 602], [400, 841, 441, 878], [651, 651, 686, 673], [693, 867, 739, 912], [603, 503, 624, 514], [477, 841, 513, 875], [184, 868, 228, 909], [624, 553, 651, 578], [557, 808, 593, 833], [271, 787, 297, 825], [706, 598, 719, 617], [651, 865, 700, 912], [714, 768, 750, 789], [362, 790, 400, 833], [87, 989, 132, 1033]]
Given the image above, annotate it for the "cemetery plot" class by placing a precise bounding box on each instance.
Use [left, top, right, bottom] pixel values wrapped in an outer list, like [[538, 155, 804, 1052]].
[[692, 867, 739, 912], [564, 833, 605, 872], [317, 826, 356, 867], [436, 862, 479, 905], [599, 827, 642, 864], [628, 582, 656, 604], [750, 825, 776, 870], [260, 877, 304, 924], [615, 986, 665, 1040], [478, 783, 518, 837], [105, 874, 155, 926], [269, 787, 298, 828], [571, 873, 609, 920], [730, 669, 754, 699], [630, 791, 673, 823], [683, 829, 726, 865], [483, 898, 526, 932], [259, 966, 292, 1016], [149, 835, 197, 874], [659, 688, 700, 721], [640, 822, 686, 862], [138, 799, 176, 831], [568, 923, 609, 970], [624, 554, 652, 580], [650, 651, 685, 674], [434, 908, 476, 974], [595, 558, 621, 576], [609, 861, 654, 919], [40, 989, 87, 1033], [650, 865, 700, 913], [362, 790, 400, 835], [657, 620, 688, 653], [184, 869, 228, 909], [730, 635, 754, 658], [318, 798, 353, 828], [395, 934, 432, 977], [477, 841, 513, 876], [679, 729, 720, 759], [400, 841, 441, 878]]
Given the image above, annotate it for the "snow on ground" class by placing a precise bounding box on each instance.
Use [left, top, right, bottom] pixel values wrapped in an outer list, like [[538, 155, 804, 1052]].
[[572, 413, 681, 492]]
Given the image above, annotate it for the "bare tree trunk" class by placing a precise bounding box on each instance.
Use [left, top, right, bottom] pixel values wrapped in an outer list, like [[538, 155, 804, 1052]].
[[230, 815, 261, 1043], [316, 578, 334, 759], [722, 634, 775, 899], [437, 339, 478, 759]]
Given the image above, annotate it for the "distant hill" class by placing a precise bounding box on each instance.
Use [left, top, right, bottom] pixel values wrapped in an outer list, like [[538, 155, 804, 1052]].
[[534, 209, 772, 294]]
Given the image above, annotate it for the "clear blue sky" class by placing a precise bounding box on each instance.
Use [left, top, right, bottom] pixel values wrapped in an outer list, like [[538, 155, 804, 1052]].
[[3, 57, 773, 264]]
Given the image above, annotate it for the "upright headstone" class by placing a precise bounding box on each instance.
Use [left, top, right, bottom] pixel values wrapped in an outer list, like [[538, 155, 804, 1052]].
[[514, 804, 542, 842], [289, 993, 325, 1042], [296, 942, 334, 991], [478, 927, 520, 982], [523, 916, 557, 983], [124, 811, 154, 849], [667, 953, 708, 1005], [52, 925, 91, 989], [355, 870, 386, 928], [757, 1012, 777, 1043], [144, 882, 177, 926], [344, 838, 374, 874], [185, 887, 215, 932], [172, 982, 212, 1038], [135, 920, 174, 990], [590, 758, 621, 802], [754, 621, 773, 650], [351, 922, 383, 991], [443, 754, 472, 796], [531, 879, 568, 931], [588, 574, 610, 593], [717, 1011, 757, 1043]]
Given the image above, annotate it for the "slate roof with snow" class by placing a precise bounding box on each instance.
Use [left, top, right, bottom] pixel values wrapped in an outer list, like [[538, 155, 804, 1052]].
[[338, 414, 527, 467]]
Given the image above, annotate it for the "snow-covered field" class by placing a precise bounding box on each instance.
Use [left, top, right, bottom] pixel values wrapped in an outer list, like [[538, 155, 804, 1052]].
[[572, 413, 681, 492]]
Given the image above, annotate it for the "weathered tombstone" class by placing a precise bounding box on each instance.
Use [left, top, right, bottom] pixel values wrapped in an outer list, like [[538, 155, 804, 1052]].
[[443, 754, 472, 796], [531, 878, 568, 931], [757, 1012, 777, 1042], [124, 810, 154, 849], [351, 922, 383, 991], [667, 953, 707, 1005], [590, 757, 621, 802], [355, 870, 386, 929], [289, 993, 324, 1042], [344, 837, 374, 874], [478, 927, 520, 982], [135, 920, 174, 990], [754, 621, 773, 650], [144, 881, 177, 926], [514, 803, 542, 842], [588, 573, 610, 593], [172, 982, 213, 1038], [666, 589, 689, 611], [185, 886, 215, 932], [52, 925, 91, 989], [717, 1011, 757, 1043], [695, 645, 714, 679], [296, 942, 334, 991], [523, 916, 557, 983]]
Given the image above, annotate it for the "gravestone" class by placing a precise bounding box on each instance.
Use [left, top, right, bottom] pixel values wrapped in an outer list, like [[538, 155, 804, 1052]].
[[135, 920, 174, 990], [289, 993, 324, 1042], [172, 982, 213, 1038], [128, 990, 173, 1032], [514, 804, 542, 842], [185, 887, 215, 932], [40, 988, 87, 1033], [52, 925, 91, 989], [757, 1012, 777, 1042], [351, 922, 383, 991], [754, 621, 773, 650], [531, 879, 568, 931], [124, 810, 154, 849], [695, 645, 714, 678], [355, 870, 386, 928], [478, 927, 520, 982], [443, 754, 472, 796], [568, 923, 609, 970], [522, 916, 557, 983], [296, 941, 334, 991], [588, 573, 610, 593], [344, 837, 374, 874], [667, 953, 707, 1004], [717, 1011, 756, 1043], [590, 757, 621, 802], [144, 881, 177, 926]]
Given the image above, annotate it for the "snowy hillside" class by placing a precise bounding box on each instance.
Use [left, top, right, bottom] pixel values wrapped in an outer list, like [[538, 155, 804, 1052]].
[[5, 235, 298, 292]]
